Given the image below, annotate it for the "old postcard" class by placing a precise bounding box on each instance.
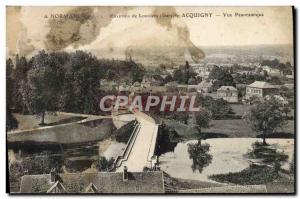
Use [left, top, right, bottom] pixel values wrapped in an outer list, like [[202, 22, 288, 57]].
[[6, 6, 295, 194]]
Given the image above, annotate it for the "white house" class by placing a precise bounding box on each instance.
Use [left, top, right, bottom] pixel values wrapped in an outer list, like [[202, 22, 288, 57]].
[[197, 80, 213, 93], [217, 86, 238, 103], [245, 81, 278, 100]]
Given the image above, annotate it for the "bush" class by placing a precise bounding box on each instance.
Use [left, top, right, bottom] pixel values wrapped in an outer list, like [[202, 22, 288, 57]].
[[115, 120, 136, 143], [209, 164, 279, 185], [155, 123, 182, 155], [96, 156, 115, 171], [198, 95, 235, 120], [247, 141, 289, 165]]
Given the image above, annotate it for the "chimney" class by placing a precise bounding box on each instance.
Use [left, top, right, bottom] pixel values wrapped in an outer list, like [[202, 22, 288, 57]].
[[123, 166, 128, 182], [50, 168, 57, 183]]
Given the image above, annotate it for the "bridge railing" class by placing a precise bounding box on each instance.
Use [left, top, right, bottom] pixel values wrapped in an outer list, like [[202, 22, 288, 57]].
[[147, 124, 159, 168], [113, 121, 141, 169]]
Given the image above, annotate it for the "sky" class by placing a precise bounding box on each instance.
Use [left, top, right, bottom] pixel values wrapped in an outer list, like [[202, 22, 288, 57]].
[[6, 6, 293, 58], [178, 6, 293, 46]]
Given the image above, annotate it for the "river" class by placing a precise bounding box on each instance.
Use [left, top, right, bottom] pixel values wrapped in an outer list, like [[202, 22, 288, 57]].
[[159, 138, 294, 182]]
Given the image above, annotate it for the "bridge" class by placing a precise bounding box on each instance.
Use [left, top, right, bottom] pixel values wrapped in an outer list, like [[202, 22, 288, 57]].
[[114, 111, 159, 172]]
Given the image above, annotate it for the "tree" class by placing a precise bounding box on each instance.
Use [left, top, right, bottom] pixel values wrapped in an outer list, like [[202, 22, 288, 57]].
[[279, 86, 294, 99], [267, 76, 283, 85], [198, 95, 234, 119], [187, 141, 212, 173], [173, 61, 197, 84], [60, 50, 102, 114], [155, 122, 181, 155], [6, 59, 18, 131], [209, 66, 235, 88], [164, 74, 173, 83], [245, 96, 287, 145], [6, 110, 18, 131], [173, 68, 185, 83], [25, 51, 65, 125], [14, 55, 30, 113], [195, 108, 211, 136]]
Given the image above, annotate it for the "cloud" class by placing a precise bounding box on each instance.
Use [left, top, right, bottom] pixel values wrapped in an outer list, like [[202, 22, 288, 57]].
[[7, 6, 205, 65]]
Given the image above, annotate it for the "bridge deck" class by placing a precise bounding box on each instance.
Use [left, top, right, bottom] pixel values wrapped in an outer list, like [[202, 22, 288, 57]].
[[116, 111, 158, 172]]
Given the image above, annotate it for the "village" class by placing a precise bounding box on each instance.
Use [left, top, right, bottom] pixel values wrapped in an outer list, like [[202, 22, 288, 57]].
[[99, 60, 294, 107], [7, 51, 295, 193], [6, 6, 295, 194]]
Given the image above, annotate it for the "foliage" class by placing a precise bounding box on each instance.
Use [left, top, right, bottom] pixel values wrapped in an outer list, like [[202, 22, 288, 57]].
[[173, 61, 197, 84], [14, 55, 31, 113], [247, 141, 288, 166], [6, 110, 18, 131], [198, 95, 234, 119], [7, 51, 145, 117], [267, 76, 283, 85], [6, 59, 18, 131], [9, 161, 24, 192], [187, 141, 212, 173], [194, 108, 211, 133], [115, 120, 136, 143], [280, 86, 294, 99], [96, 156, 115, 171], [155, 122, 181, 155], [208, 65, 235, 88], [234, 72, 267, 85], [245, 96, 287, 145], [22, 155, 64, 174], [24, 51, 65, 124], [164, 74, 173, 83], [290, 155, 294, 175], [209, 164, 279, 185], [260, 59, 293, 75]]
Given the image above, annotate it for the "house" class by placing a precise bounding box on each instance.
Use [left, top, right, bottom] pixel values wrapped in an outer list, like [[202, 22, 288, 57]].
[[197, 80, 213, 93], [217, 86, 238, 103], [262, 66, 282, 77], [192, 64, 213, 79], [245, 81, 278, 100], [19, 167, 165, 194], [141, 75, 163, 88]]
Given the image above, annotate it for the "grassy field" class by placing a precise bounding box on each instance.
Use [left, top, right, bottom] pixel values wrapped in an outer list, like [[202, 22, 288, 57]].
[[13, 113, 86, 131], [163, 172, 224, 192], [230, 104, 295, 118], [166, 119, 294, 139], [230, 104, 250, 116]]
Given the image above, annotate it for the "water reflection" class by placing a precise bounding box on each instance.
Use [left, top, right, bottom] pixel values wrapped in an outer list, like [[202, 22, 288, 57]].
[[187, 140, 212, 173]]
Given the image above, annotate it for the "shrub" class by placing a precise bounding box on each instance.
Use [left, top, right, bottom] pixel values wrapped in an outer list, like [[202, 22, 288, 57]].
[[209, 164, 279, 185], [115, 120, 136, 143]]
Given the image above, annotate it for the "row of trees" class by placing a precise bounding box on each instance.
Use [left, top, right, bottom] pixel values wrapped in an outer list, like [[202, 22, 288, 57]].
[[260, 59, 293, 75], [6, 50, 145, 128]]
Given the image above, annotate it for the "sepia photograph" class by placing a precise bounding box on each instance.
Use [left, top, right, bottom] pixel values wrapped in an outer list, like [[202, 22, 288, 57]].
[[6, 6, 295, 194]]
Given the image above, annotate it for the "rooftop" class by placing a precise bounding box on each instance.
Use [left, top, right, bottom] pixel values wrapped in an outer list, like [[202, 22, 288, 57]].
[[19, 171, 165, 194], [247, 81, 277, 89]]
